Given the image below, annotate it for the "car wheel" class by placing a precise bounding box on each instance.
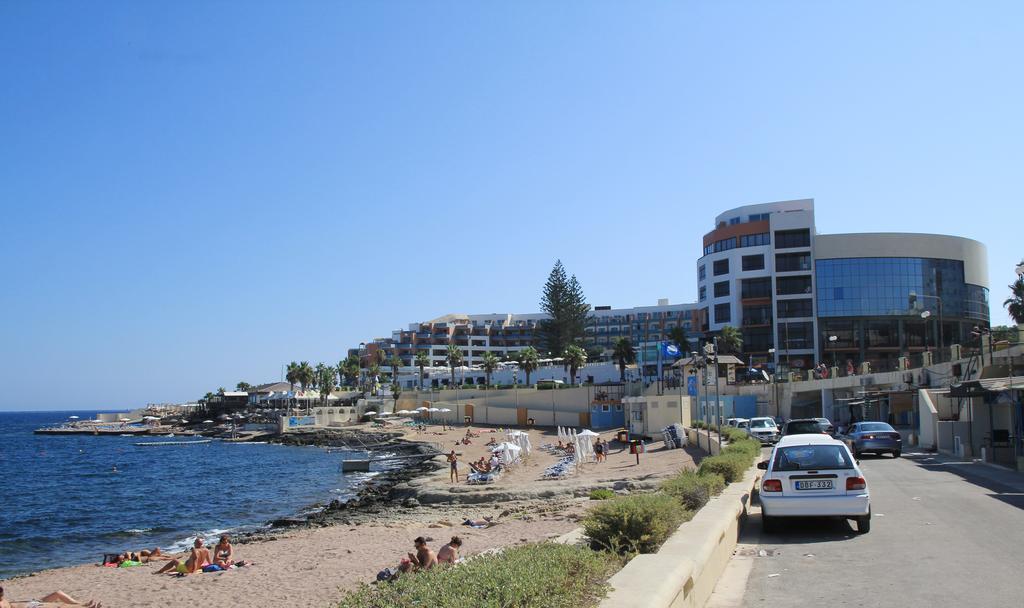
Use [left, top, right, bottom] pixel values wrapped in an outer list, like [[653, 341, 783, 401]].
[[893, 450, 901, 458], [856, 509, 871, 534], [762, 514, 777, 533]]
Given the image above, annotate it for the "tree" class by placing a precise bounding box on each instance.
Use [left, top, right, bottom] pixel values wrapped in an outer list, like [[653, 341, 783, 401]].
[[446, 344, 464, 386], [517, 346, 539, 386], [297, 361, 314, 394], [217, 387, 226, 394], [613, 338, 636, 382], [667, 326, 689, 352], [480, 352, 499, 388], [563, 344, 587, 385], [585, 344, 605, 363], [315, 362, 336, 405], [391, 382, 402, 404], [341, 355, 361, 388], [236, 381, 253, 392], [1005, 276, 1024, 325], [717, 326, 743, 354], [286, 362, 299, 393], [414, 352, 431, 391], [537, 260, 591, 357], [389, 355, 403, 383]]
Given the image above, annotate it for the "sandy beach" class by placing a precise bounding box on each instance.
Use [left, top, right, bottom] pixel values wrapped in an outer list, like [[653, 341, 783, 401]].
[[4, 424, 700, 608]]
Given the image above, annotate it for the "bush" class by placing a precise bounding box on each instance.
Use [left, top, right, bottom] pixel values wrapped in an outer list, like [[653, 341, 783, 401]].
[[698, 452, 752, 484], [336, 543, 620, 608], [661, 470, 726, 511], [589, 488, 616, 500], [723, 436, 761, 459], [582, 494, 690, 555]]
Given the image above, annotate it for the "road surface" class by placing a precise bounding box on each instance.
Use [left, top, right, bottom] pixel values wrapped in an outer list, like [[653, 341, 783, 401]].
[[708, 450, 1024, 608]]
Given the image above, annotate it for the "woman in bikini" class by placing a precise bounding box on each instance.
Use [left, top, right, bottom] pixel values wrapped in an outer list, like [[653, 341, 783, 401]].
[[212, 534, 233, 568], [447, 450, 459, 483]]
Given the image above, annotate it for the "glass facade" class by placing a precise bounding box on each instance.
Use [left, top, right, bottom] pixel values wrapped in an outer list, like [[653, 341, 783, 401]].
[[816, 257, 989, 322]]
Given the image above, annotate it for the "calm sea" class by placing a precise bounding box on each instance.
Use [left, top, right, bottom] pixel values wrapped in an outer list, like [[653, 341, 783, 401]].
[[0, 410, 369, 579]]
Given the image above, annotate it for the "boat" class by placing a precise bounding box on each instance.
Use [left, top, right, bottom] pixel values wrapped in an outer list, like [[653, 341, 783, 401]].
[[133, 439, 213, 447]]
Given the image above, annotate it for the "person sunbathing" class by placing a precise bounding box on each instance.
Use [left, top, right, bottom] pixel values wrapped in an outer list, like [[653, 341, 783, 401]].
[[1, 586, 102, 608], [212, 534, 234, 568], [485, 437, 497, 446], [153, 537, 211, 576], [407, 537, 437, 570], [437, 536, 462, 565]]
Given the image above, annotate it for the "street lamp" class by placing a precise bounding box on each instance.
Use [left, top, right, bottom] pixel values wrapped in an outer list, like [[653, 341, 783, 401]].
[[768, 348, 778, 419], [828, 335, 838, 369], [921, 310, 932, 353], [910, 291, 943, 356]]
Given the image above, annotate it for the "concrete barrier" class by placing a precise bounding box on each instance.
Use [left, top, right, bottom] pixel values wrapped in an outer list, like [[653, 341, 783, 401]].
[[686, 428, 723, 456], [598, 460, 758, 608]]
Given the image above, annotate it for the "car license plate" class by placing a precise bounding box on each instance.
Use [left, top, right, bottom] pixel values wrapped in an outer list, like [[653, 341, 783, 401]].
[[795, 480, 833, 490]]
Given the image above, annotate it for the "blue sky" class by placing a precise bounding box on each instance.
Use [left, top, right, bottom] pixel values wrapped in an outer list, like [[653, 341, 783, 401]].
[[1, 1, 1020, 410]]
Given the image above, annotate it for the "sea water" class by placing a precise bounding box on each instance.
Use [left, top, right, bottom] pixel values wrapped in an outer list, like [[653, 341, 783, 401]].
[[0, 411, 368, 579]]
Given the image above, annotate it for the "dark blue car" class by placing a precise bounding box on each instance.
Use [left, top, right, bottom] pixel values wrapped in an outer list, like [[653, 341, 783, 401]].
[[842, 422, 902, 458]]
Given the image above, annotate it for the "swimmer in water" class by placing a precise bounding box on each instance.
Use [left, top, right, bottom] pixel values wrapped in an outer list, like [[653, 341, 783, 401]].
[[112, 465, 118, 473]]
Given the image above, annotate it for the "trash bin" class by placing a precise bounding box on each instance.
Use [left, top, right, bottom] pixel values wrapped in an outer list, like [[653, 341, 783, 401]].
[[617, 430, 629, 443]]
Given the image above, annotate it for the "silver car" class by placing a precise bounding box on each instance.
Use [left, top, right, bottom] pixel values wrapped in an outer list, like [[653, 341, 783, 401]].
[[843, 421, 903, 458], [747, 416, 779, 444]]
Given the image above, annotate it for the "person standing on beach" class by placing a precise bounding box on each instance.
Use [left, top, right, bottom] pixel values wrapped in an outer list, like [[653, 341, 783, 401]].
[[447, 450, 459, 483]]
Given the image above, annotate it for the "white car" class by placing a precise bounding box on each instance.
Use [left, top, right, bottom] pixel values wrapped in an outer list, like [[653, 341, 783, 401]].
[[725, 417, 749, 429], [747, 416, 779, 444], [758, 434, 871, 534]]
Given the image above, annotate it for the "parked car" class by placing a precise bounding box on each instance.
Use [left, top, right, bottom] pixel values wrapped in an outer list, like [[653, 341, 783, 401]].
[[842, 421, 902, 458], [780, 418, 830, 437], [814, 417, 838, 436], [747, 416, 779, 444], [725, 417, 750, 429], [758, 434, 871, 533]]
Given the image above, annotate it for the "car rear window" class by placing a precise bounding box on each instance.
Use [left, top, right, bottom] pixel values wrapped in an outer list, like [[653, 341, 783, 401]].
[[750, 419, 774, 428], [773, 445, 854, 471], [858, 423, 893, 432], [784, 421, 822, 435]]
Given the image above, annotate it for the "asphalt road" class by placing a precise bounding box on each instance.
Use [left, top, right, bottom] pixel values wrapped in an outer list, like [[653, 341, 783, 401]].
[[713, 451, 1024, 608]]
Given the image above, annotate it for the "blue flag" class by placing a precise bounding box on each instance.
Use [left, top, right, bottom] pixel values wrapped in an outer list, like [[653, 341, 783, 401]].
[[661, 342, 682, 358], [687, 375, 698, 396]]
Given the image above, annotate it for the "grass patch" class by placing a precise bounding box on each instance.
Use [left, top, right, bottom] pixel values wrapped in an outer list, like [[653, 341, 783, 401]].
[[661, 469, 726, 511], [698, 452, 752, 484], [589, 488, 616, 500], [582, 493, 690, 555], [336, 543, 621, 608]]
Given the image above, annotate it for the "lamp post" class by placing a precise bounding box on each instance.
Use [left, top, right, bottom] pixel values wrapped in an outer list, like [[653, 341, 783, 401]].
[[712, 337, 722, 452], [359, 342, 367, 394], [921, 311, 932, 353], [768, 347, 778, 419], [910, 291, 943, 358], [828, 335, 838, 369]]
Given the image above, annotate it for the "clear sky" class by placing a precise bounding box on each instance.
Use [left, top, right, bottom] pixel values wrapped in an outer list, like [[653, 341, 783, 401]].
[[2, 1, 1021, 410]]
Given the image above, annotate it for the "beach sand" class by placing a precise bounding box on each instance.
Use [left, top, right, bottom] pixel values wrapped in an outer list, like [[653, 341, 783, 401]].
[[5, 424, 699, 608]]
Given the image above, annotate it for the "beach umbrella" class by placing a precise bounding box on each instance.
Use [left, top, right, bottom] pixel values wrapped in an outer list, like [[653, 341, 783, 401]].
[[427, 407, 441, 412], [364, 411, 378, 416], [397, 409, 413, 414], [439, 408, 451, 413], [415, 406, 429, 411], [202, 420, 214, 424], [578, 430, 599, 437], [68, 415, 79, 419]]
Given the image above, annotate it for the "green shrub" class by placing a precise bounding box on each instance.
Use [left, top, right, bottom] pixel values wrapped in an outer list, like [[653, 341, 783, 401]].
[[336, 542, 620, 608], [582, 493, 690, 555], [589, 488, 616, 500], [692, 420, 705, 430], [661, 470, 726, 511], [698, 452, 752, 484], [723, 436, 761, 458]]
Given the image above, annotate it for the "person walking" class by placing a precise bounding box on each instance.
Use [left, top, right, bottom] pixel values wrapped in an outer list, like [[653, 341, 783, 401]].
[[447, 449, 460, 483]]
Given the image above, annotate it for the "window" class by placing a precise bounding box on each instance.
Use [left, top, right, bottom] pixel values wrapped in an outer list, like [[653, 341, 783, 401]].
[[777, 298, 813, 318], [714, 259, 730, 276], [741, 277, 772, 299], [773, 445, 853, 471], [748, 213, 770, 222], [774, 228, 810, 249], [742, 254, 765, 271], [698, 265, 706, 280], [714, 281, 730, 298], [742, 304, 772, 326], [699, 286, 706, 301], [703, 238, 737, 255], [776, 252, 812, 272], [743, 326, 774, 351], [777, 321, 814, 349], [740, 232, 770, 247], [776, 275, 813, 295], [714, 303, 731, 324], [729, 217, 741, 225]]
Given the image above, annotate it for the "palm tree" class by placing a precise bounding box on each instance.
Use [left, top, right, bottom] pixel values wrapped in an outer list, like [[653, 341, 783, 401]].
[[391, 382, 402, 405], [286, 362, 299, 393], [446, 344, 464, 387], [480, 352, 499, 388], [563, 344, 587, 385], [1005, 275, 1024, 325], [217, 387, 226, 394], [236, 381, 253, 392], [297, 361, 314, 394], [389, 355, 403, 383], [340, 355, 360, 388], [316, 362, 336, 406], [414, 352, 430, 391], [718, 325, 744, 354], [517, 346, 539, 386], [613, 337, 636, 382]]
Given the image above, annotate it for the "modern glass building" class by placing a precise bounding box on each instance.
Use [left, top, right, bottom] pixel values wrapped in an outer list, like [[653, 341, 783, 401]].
[[698, 200, 990, 371]]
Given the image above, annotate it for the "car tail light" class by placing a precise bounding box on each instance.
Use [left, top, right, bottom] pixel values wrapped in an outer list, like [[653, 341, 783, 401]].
[[762, 479, 783, 492], [846, 476, 866, 491], [865, 434, 875, 439]]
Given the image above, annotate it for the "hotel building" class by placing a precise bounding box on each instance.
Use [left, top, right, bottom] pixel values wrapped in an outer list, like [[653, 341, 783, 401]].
[[697, 199, 990, 371]]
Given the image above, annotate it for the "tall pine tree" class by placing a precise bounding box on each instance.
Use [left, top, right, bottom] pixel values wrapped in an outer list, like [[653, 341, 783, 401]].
[[537, 260, 591, 356]]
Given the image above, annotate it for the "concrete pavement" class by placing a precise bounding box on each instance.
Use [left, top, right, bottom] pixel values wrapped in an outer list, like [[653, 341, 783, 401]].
[[707, 450, 1024, 608]]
